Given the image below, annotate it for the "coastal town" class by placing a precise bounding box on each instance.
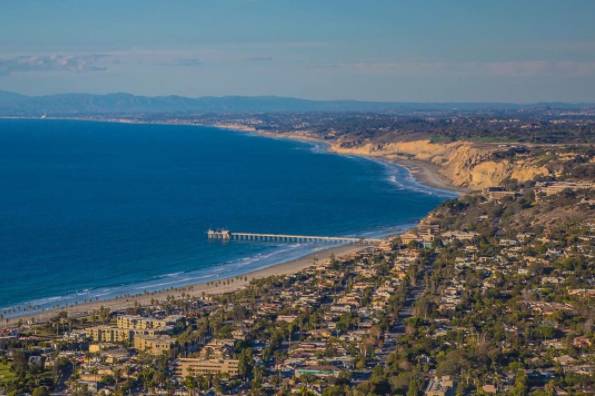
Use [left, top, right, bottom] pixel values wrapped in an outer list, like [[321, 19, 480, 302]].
[[3, 2, 595, 395], [1, 166, 593, 395]]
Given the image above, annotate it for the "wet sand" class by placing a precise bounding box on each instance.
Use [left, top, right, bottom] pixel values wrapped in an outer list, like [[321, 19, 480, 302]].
[[386, 156, 463, 193]]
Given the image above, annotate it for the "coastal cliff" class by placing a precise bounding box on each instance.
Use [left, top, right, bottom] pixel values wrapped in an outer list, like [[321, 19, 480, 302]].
[[328, 139, 551, 190]]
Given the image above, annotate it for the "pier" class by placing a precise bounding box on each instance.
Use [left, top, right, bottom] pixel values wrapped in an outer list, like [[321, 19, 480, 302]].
[[207, 229, 382, 245]]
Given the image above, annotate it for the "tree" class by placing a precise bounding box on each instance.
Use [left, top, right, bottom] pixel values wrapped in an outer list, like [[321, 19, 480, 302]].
[[407, 378, 420, 396], [183, 376, 198, 394], [370, 366, 391, 395], [96, 306, 111, 323], [32, 387, 49, 396], [251, 366, 263, 395], [544, 380, 556, 396], [238, 348, 254, 380], [388, 370, 413, 393], [53, 357, 73, 384], [511, 369, 528, 396], [336, 313, 352, 333], [323, 385, 348, 396]]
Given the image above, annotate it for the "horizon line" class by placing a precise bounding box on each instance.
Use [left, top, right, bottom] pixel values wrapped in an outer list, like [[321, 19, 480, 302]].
[[2, 89, 594, 106]]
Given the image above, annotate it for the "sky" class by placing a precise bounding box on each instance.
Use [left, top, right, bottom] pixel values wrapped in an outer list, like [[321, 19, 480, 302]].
[[1, 0, 595, 102]]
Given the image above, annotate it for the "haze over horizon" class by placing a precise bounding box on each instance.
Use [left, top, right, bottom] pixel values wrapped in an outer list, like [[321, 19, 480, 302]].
[[3, 89, 595, 105], [2, 0, 595, 102]]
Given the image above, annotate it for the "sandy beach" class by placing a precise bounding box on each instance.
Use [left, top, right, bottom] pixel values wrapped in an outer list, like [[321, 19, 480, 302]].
[[2, 243, 363, 327], [1, 119, 458, 328], [214, 126, 463, 194], [386, 156, 462, 193]]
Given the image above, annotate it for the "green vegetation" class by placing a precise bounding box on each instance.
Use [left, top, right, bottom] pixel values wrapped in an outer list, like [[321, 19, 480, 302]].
[[0, 140, 592, 395], [0, 362, 16, 385]]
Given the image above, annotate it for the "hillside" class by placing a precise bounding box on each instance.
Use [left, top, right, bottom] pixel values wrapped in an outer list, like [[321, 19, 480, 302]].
[[328, 139, 558, 190], [199, 112, 594, 190], [1, 91, 593, 116]]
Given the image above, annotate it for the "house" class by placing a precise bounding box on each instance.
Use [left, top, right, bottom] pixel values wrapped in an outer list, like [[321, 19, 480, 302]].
[[481, 384, 497, 394], [440, 231, 478, 242], [400, 231, 422, 245], [330, 304, 353, 314], [535, 181, 594, 197], [231, 328, 247, 341], [425, 375, 454, 396], [554, 355, 577, 366], [572, 336, 592, 349], [484, 186, 518, 201], [417, 224, 440, 236], [277, 315, 299, 324], [199, 339, 235, 359]]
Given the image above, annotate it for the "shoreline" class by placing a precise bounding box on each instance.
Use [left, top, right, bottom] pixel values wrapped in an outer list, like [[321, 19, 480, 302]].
[[2, 243, 362, 327], [212, 126, 464, 194], [379, 156, 463, 194], [0, 117, 457, 326], [2, 116, 463, 194]]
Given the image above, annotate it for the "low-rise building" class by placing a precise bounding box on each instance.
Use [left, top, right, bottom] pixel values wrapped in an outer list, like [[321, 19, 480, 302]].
[[484, 187, 518, 201], [116, 314, 183, 331], [85, 326, 132, 343], [133, 334, 174, 356], [276, 315, 298, 323], [440, 231, 479, 242], [425, 375, 454, 396], [535, 181, 593, 197], [175, 357, 240, 377]]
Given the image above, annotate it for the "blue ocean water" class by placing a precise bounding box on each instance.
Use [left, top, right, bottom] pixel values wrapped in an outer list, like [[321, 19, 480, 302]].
[[0, 119, 455, 316]]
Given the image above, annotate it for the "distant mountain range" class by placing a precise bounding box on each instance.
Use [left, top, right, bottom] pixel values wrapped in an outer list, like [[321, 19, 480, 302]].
[[0, 90, 591, 115]]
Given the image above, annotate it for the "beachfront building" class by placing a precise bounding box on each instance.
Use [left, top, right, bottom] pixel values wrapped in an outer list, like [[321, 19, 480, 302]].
[[85, 325, 132, 343], [84, 315, 182, 345], [116, 314, 183, 331], [400, 230, 435, 248], [175, 357, 240, 377]]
